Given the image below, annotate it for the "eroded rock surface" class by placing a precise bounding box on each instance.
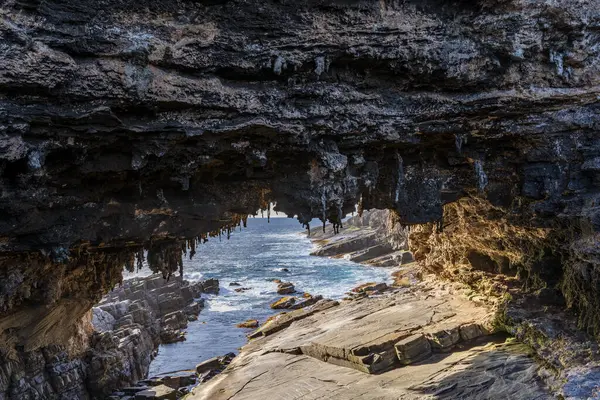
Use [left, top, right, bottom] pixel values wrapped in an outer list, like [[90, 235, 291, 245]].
[[87, 275, 215, 397], [311, 210, 411, 267], [1, 0, 600, 397], [191, 281, 553, 399], [0, 274, 215, 399]]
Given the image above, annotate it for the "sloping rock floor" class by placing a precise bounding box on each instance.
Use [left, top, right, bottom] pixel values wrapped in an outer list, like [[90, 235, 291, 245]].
[[189, 280, 554, 399], [310, 211, 413, 268]]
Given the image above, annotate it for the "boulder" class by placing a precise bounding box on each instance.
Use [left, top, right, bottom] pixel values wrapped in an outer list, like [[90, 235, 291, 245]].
[[276, 282, 295, 295], [229, 282, 241, 286], [195, 357, 222, 375], [234, 287, 252, 293], [236, 319, 259, 329], [400, 251, 414, 265], [270, 297, 296, 310], [195, 353, 235, 376], [202, 279, 220, 294], [134, 384, 177, 400], [92, 308, 116, 332], [160, 374, 196, 389], [459, 323, 484, 342]]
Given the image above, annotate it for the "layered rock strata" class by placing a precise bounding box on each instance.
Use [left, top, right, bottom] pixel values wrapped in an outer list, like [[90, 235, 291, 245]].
[[191, 280, 554, 399], [310, 210, 412, 266], [88, 274, 218, 398], [1, 0, 600, 397], [0, 274, 217, 399], [313, 210, 600, 398]]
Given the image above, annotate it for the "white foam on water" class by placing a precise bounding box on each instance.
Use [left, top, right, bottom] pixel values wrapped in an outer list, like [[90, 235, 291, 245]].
[[146, 218, 394, 375]]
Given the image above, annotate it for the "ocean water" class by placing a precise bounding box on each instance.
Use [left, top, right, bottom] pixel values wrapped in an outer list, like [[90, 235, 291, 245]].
[[143, 217, 392, 376]]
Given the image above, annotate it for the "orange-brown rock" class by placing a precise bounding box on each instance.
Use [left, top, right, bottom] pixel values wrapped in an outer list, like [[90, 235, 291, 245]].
[[236, 319, 259, 329], [270, 297, 296, 310]]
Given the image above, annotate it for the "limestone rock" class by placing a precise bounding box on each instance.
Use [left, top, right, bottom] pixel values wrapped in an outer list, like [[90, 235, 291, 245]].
[[288, 295, 323, 310], [236, 319, 259, 329], [395, 334, 432, 365], [190, 287, 549, 400], [351, 282, 388, 294], [276, 282, 295, 295], [428, 327, 461, 352], [460, 323, 485, 342], [195, 357, 222, 375], [134, 384, 177, 400], [270, 297, 296, 310], [248, 299, 339, 339]]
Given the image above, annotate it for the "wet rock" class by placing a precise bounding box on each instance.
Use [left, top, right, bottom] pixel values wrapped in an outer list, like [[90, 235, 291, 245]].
[[234, 287, 252, 293], [276, 282, 295, 295], [270, 297, 296, 310], [236, 319, 259, 329], [229, 282, 241, 287], [201, 279, 220, 295]]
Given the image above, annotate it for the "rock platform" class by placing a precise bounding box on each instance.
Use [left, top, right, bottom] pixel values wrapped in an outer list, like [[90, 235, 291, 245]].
[[189, 280, 553, 399]]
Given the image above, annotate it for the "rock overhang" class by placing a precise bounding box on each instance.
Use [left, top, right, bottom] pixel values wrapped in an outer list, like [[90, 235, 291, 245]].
[[0, 0, 600, 349]]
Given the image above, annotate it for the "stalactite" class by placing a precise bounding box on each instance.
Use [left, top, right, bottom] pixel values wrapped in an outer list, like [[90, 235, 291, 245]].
[[357, 195, 364, 217], [474, 160, 489, 191], [189, 238, 196, 259], [394, 152, 405, 205], [321, 189, 327, 231], [455, 134, 467, 153], [136, 249, 144, 271]]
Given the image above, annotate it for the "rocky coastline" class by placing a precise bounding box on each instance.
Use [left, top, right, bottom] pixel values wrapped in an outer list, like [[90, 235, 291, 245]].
[[0, 274, 219, 400], [2, 1, 600, 399], [90, 274, 219, 399], [186, 212, 600, 399]]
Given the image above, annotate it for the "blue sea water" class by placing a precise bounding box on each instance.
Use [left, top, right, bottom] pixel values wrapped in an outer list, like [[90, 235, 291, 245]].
[[142, 217, 392, 376]]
